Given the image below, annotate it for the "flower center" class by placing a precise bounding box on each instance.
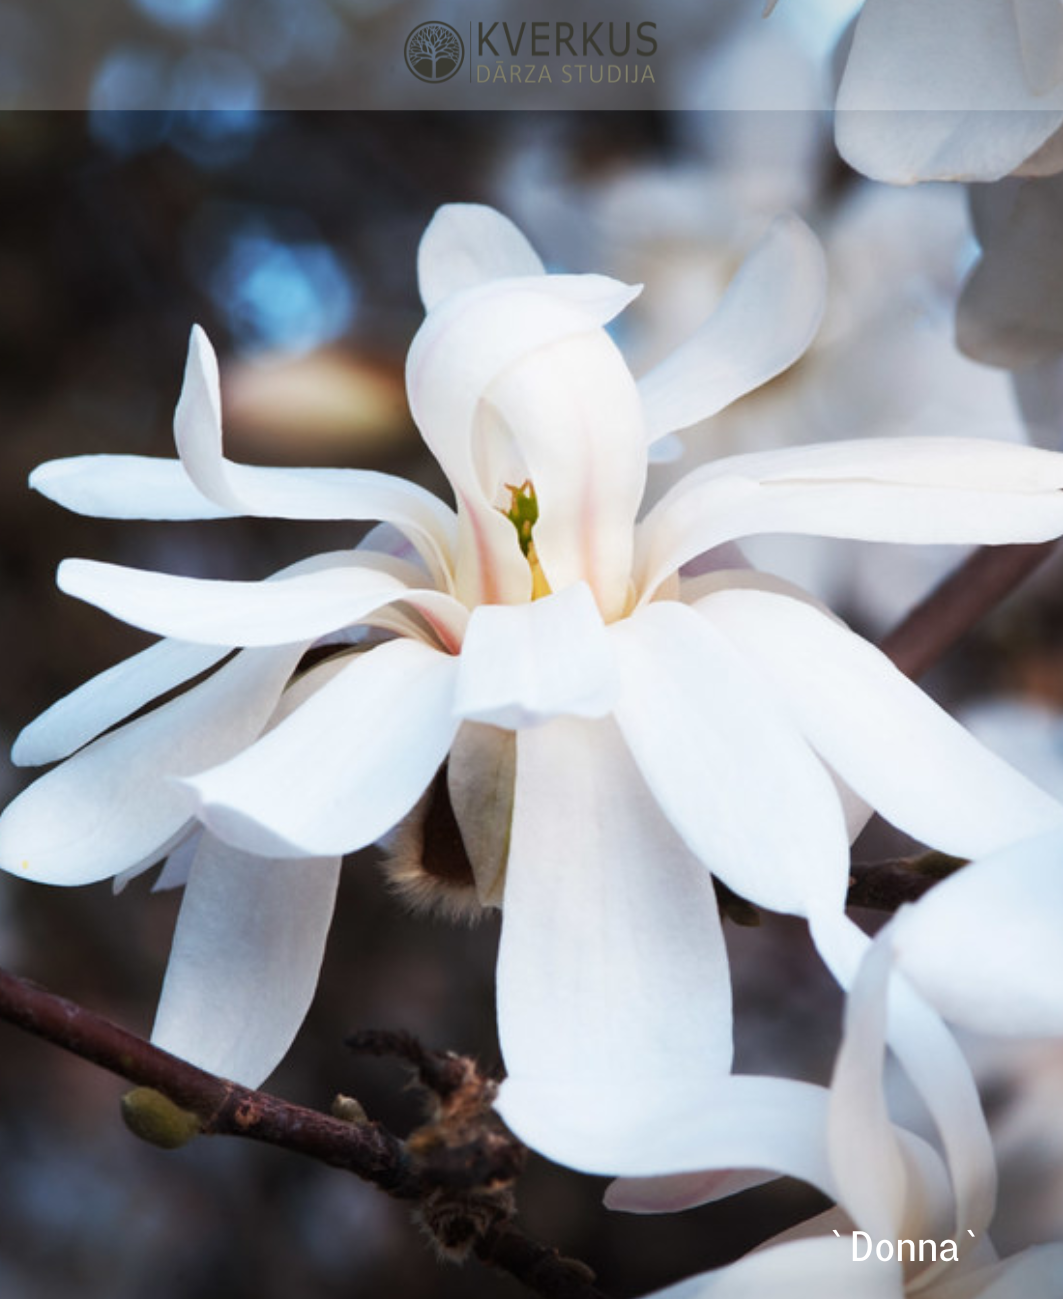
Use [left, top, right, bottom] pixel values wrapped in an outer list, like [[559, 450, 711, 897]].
[[502, 480, 552, 600]]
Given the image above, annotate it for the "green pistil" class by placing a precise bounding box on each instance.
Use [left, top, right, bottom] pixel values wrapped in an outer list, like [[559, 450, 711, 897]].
[[501, 479, 551, 599], [504, 479, 539, 558]]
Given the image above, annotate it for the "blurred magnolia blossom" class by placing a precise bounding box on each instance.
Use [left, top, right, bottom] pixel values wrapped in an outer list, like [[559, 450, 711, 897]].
[[833, 0, 1063, 184], [955, 172, 1063, 449], [501, 857, 1063, 1296], [813, 1, 1063, 451], [6, 205, 1063, 1157], [499, 118, 1029, 625]]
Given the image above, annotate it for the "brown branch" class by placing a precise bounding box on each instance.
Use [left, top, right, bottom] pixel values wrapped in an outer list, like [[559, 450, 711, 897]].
[[879, 540, 1059, 680], [0, 966, 612, 1299], [846, 852, 967, 911]]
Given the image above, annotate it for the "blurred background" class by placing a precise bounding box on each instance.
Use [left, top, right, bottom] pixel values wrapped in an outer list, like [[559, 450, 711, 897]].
[[2, 12, 1063, 1297]]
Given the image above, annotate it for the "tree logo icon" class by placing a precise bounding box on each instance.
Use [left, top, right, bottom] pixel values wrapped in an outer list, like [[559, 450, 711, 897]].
[[404, 22, 465, 83]]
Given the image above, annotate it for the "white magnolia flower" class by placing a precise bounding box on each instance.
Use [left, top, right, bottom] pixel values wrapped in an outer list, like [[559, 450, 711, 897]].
[[5, 204, 1063, 1130], [501, 918, 1063, 1297], [834, 0, 1063, 183]]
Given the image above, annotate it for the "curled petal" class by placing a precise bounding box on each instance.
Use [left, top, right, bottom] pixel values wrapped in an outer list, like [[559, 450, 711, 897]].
[[812, 915, 997, 1244], [637, 215, 826, 441], [418, 203, 545, 309], [151, 836, 340, 1088], [828, 936, 909, 1243], [406, 274, 643, 613], [32, 327, 456, 586]]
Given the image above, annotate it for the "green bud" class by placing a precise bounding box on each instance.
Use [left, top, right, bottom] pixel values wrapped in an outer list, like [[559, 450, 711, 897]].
[[120, 1087, 201, 1149]]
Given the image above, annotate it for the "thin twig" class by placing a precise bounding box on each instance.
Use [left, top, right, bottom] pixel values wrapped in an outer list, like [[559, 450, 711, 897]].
[[879, 540, 1058, 680], [0, 966, 612, 1299], [0, 967, 413, 1190]]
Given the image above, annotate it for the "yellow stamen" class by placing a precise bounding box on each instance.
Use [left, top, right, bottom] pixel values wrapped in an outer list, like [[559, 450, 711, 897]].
[[525, 538, 552, 600]]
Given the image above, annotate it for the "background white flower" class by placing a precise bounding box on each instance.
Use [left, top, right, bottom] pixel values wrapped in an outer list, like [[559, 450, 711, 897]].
[[835, 0, 1063, 183], [502, 921, 1063, 1297]]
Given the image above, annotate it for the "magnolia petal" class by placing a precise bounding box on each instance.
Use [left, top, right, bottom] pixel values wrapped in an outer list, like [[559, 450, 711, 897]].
[[701, 589, 1063, 859], [30, 455, 233, 520], [495, 716, 732, 1159], [637, 215, 826, 441], [186, 638, 460, 859], [154, 831, 200, 891], [957, 173, 1063, 370], [151, 836, 340, 1087], [828, 936, 908, 1244], [638, 437, 1063, 595], [417, 203, 545, 310], [643, 1236, 899, 1299], [111, 824, 197, 895], [12, 639, 226, 767], [406, 273, 641, 609], [836, 0, 1063, 182], [174, 329, 455, 564], [605, 1169, 777, 1215], [447, 722, 515, 907], [812, 915, 998, 1245], [31, 455, 456, 590], [610, 600, 850, 918], [454, 583, 619, 728], [500, 1071, 835, 1194], [32, 329, 456, 584], [488, 330, 646, 619], [174, 325, 241, 510], [891, 828, 1063, 1036], [58, 556, 413, 648], [0, 646, 303, 885]]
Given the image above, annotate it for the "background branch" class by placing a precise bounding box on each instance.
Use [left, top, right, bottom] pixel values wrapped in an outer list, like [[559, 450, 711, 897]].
[[0, 967, 611, 1299], [879, 540, 1058, 680]]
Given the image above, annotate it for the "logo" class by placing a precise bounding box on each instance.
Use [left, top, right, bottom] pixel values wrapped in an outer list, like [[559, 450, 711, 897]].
[[404, 21, 465, 83]]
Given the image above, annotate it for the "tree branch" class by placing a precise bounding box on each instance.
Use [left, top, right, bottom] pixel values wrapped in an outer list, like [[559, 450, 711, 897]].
[[0, 966, 611, 1299], [879, 540, 1058, 680], [846, 852, 966, 911]]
